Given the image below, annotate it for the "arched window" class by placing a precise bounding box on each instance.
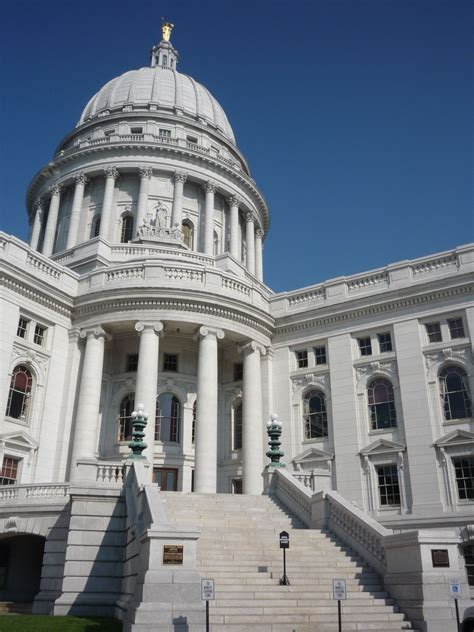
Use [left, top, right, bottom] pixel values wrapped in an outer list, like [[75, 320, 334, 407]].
[[118, 394, 134, 442], [163, 55, 168, 66], [368, 378, 396, 430], [121, 215, 134, 243], [91, 215, 101, 238], [182, 220, 194, 249], [213, 230, 219, 256], [233, 402, 243, 450], [192, 400, 197, 443], [303, 390, 328, 439], [155, 393, 180, 443], [439, 366, 472, 420], [6, 365, 33, 420]]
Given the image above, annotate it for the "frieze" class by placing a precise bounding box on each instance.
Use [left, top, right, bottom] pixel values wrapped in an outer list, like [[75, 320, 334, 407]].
[[424, 347, 471, 372], [11, 345, 49, 373], [355, 360, 397, 386], [291, 372, 329, 394]]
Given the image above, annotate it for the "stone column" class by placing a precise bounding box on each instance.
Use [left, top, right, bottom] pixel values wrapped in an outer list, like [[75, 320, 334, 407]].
[[99, 166, 119, 241], [134, 322, 164, 473], [136, 166, 153, 232], [245, 213, 256, 275], [171, 171, 187, 229], [42, 184, 62, 257], [202, 181, 216, 255], [240, 341, 264, 494], [194, 326, 224, 493], [66, 172, 88, 250], [255, 229, 264, 281], [228, 195, 240, 259], [70, 327, 108, 480], [30, 199, 44, 251]]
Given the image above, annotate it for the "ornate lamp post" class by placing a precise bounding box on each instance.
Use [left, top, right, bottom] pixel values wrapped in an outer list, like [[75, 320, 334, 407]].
[[128, 403, 148, 459], [266, 413, 285, 467]]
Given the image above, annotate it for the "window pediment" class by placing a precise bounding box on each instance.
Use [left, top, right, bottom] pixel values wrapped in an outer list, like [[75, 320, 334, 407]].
[[359, 438, 405, 456], [0, 431, 39, 452], [434, 429, 474, 449], [292, 447, 334, 465]]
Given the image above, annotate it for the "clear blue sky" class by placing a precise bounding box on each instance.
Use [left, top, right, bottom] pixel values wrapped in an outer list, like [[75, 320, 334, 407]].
[[1, 0, 472, 292]]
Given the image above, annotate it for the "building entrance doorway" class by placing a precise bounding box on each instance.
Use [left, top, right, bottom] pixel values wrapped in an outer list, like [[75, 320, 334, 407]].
[[153, 467, 178, 491], [0, 534, 45, 603]]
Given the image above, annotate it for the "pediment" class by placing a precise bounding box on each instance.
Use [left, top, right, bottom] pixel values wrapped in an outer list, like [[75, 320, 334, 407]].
[[434, 429, 474, 448], [359, 438, 405, 456], [0, 431, 39, 450], [292, 447, 334, 464]]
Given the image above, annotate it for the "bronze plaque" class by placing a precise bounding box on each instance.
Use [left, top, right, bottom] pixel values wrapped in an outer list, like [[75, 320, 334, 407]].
[[431, 549, 449, 568], [163, 544, 184, 565]]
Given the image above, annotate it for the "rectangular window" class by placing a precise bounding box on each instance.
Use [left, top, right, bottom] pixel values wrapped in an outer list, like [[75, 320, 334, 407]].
[[104, 129, 115, 137], [126, 354, 139, 372], [17, 317, 29, 339], [453, 457, 474, 501], [159, 128, 171, 138], [464, 546, 474, 586], [314, 346, 327, 365], [187, 135, 198, 144], [376, 464, 400, 506], [448, 318, 465, 340], [378, 332, 392, 353], [0, 457, 19, 486], [232, 479, 243, 494], [425, 322, 442, 343], [358, 337, 372, 356], [130, 127, 143, 135], [211, 144, 220, 154], [33, 324, 46, 346], [163, 353, 178, 372], [296, 350, 308, 369], [233, 362, 243, 381]]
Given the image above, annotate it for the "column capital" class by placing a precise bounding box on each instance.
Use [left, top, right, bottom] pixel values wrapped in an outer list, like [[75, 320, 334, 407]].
[[79, 326, 111, 341], [135, 321, 164, 335], [34, 198, 43, 211], [195, 326, 225, 341], [74, 171, 88, 186], [256, 229, 264, 240], [49, 184, 62, 197], [245, 212, 255, 224], [104, 166, 119, 180], [173, 170, 187, 183], [139, 166, 153, 179], [202, 180, 217, 194], [228, 194, 241, 208], [238, 340, 266, 357]]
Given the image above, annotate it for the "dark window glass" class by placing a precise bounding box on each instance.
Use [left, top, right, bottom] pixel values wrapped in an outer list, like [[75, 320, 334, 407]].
[[192, 401, 197, 444], [233, 403, 242, 450], [368, 378, 397, 430], [121, 216, 134, 243], [126, 354, 138, 372], [303, 390, 328, 439], [17, 318, 29, 338], [159, 128, 171, 138], [91, 216, 101, 238], [454, 457, 474, 500], [33, 325, 46, 346], [6, 365, 33, 420], [296, 350, 308, 368], [182, 220, 194, 249], [155, 393, 180, 442], [426, 322, 442, 343], [0, 457, 19, 486], [118, 394, 134, 442], [378, 333, 392, 353], [448, 318, 465, 339], [0, 545, 9, 588], [377, 464, 400, 506], [358, 337, 372, 356], [233, 362, 243, 382], [464, 546, 474, 586], [314, 346, 327, 365], [130, 127, 143, 135], [163, 353, 178, 372], [439, 366, 472, 420], [232, 479, 243, 494]]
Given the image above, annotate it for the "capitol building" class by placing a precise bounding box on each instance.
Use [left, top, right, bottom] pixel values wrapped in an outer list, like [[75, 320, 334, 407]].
[[0, 23, 473, 632]]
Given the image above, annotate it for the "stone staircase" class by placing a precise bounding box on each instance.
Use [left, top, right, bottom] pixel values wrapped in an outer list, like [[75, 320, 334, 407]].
[[162, 492, 417, 631]]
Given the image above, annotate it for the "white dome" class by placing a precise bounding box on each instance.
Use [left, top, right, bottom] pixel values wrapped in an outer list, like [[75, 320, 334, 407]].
[[78, 66, 235, 144]]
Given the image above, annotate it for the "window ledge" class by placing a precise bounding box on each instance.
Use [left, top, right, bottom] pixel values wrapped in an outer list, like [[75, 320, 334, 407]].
[[302, 438, 328, 444], [443, 418, 473, 426], [368, 427, 398, 435], [422, 340, 470, 353], [353, 352, 396, 367], [4, 416, 29, 427]]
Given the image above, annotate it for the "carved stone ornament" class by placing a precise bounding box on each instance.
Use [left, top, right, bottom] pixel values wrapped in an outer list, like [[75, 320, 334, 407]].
[[196, 326, 225, 341], [137, 201, 183, 241], [238, 340, 265, 357], [139, 166, 153, 179], [11, 346, 48, 374], [34, 199, 43, 212], [48, 184, 62, 196], [5, 517, 19, 533], [135, 321, 164, 335], [424, 347, 471, 372], [202, 180, 217, 194], [104, 166, 119, 180], [245, 212, 254, 224], [228, 194, 240, 207], [256, 229, 264, 240], [291, 372, 328, 394], [355, 360, 396, 387], [79, 326, 110, 341], [74, 171, 88, 186], [173, 171, 187, 183]]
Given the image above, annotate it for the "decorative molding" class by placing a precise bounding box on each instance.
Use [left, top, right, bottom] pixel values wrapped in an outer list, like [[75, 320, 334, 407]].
[[135, 321, 164, 335], [48, 184, 62, 196], [11, 345, 49, 373], [0, 273, 72, 317], [34, 199, 43, 211], [359, 438, 406, 456], [245, 212, 254, 224], [256, 229, 264, 240], [291, 371, 329, 394], [79, 326, 110, 341], [238, 340, 266, 357], [74, 171, 88, 186], [202, 180, 217, 194], [424, 347, 471, 372], [104, 166, 119, 180], [355, 360, 397, 386], [139, 166, 153, 179], [228, 194, 240, 207], [173, 170, 187, 183], [195, 326, 225, 341]]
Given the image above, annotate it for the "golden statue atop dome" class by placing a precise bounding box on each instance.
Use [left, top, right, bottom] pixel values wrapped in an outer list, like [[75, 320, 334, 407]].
[[161, 18, 174, 42]]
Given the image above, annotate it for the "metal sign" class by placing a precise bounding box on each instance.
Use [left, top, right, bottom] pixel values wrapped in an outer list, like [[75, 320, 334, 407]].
[[449, 578, 461, 598], [201, 578, 215, 601], [163, 544, 184, 565], [279, 530, 290, 549], [333, 578, 347, 600], [432, 549, 449, 568]]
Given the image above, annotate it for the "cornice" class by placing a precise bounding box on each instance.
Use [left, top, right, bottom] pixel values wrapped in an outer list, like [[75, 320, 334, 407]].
[[274, 283, 474, 337], [0, 273, 73, 317]]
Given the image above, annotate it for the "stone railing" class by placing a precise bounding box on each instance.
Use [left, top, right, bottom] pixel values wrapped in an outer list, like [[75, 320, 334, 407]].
[[96, 461, 125, 484], [412, 253, 458, 276], [0, 483, 70, 504], [292, 471, 319, 492], [346, 272, 389, 292], [287, 288, 326, 307]]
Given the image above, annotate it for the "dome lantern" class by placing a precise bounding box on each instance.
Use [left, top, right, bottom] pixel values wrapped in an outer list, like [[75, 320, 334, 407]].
[[150, 19, 179, 69]]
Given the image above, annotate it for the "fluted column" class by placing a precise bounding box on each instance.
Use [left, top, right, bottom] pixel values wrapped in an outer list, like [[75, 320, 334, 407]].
[[70, 327, 108, 480], [30, 199, 44, 251], [202, 181, 216, 255], [134, 321, 164, 472], [42, 184, 62, 257], [240, 341, 264, 494], [245, 213, 256, 275], [136, 166, 153, 232], [171, 171, 187, 229], [228, 195, 240, 259], [66, 172, 88, 249], [255, 229, 264, 282], [99, 166, 119, 240], [195, 326, 225, 493]]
